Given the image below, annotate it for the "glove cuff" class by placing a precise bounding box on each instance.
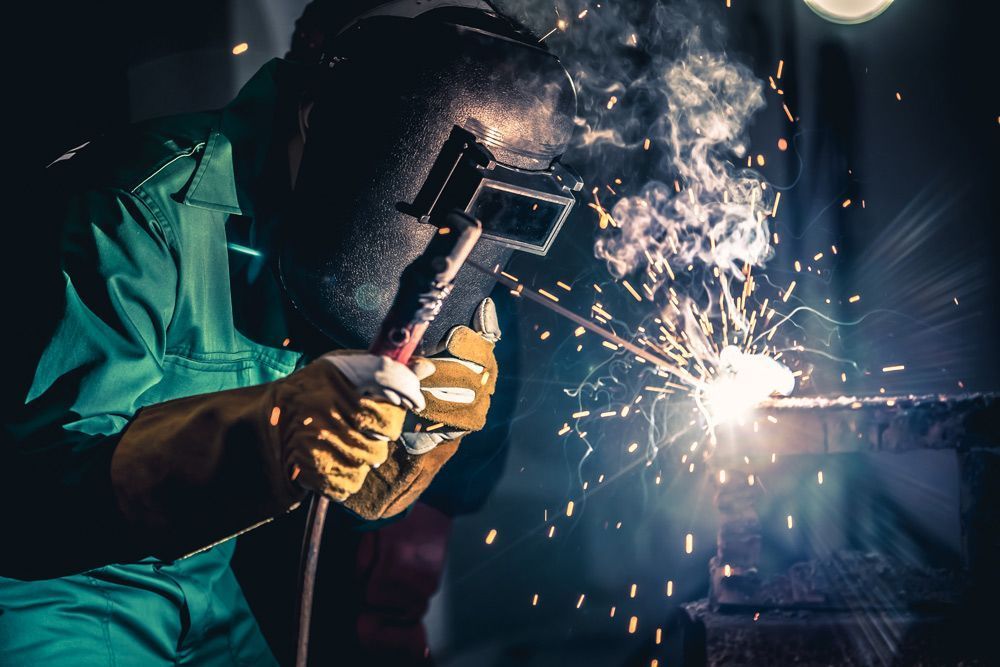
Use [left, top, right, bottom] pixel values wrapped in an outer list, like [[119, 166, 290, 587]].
[[342, 439, 461, 520], [111, 381, 305, 560]]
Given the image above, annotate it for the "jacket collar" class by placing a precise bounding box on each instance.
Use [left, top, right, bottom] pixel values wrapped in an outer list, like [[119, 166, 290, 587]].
[[182, 58, 304, 218]]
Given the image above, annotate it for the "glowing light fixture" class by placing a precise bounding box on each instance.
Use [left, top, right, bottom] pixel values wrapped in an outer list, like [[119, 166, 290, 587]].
[[803, 0, 893, 24]]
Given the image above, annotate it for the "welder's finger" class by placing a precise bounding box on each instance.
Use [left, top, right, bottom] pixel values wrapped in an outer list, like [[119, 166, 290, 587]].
[[410, 357, 437, 381], [442, 326, 496, 368], [322, 352, 425, 411], [351, 397, 406, 440], [288, 443, 372, 499], [320, 414, 391, 467], [472, 297, 501, 343]]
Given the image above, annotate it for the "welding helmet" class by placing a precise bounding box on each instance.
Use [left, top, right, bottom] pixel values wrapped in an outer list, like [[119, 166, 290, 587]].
[[279, 0, 581, 350]]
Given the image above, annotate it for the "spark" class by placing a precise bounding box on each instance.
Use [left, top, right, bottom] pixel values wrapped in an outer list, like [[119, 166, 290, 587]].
[[231, 42, 249, 55], [471, 261, 699, 382], [576, 594, 585, 608], [848, 294, 861, 303], [685, 533, 693, 554], [538, 27, 558, 42], [628, 616, 638, 634], [566, 500, 575, 517], [532, 594, 539, 606], [782, 280, 796, 302], [882, 364, 905, 373], [622, 280, 643, 302], [538, 289, 560, 302], [269, 406, 281, 426], [787, 515, 794, 529], [485, 529, 498, 545]]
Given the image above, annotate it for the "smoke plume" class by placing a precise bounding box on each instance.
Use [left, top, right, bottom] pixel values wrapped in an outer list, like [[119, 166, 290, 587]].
[[499, 0, 773, 279]]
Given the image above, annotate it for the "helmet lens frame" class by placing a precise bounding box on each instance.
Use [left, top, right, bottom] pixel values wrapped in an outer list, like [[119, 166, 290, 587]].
[[405, 126, 583, 255]]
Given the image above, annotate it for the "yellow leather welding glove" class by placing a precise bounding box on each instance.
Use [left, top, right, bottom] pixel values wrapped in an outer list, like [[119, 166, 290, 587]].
[[276, 352, 432, 501], [111, 351, 430, 559], [343, 299, 500, 521]]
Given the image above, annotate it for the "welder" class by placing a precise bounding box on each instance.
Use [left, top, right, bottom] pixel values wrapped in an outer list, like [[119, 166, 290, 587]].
[[0, 0, 579, 664]]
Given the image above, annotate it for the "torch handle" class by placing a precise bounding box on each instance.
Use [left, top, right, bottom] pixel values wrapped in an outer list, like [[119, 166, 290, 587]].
[[368, 213, 481, 362]]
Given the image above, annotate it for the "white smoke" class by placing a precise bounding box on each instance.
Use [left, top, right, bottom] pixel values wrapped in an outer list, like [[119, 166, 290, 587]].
[[590, 23, 773, 279], [498, 0, 773, 280]]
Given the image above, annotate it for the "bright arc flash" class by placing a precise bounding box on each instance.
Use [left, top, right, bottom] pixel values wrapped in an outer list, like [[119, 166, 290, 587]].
[[699, 346, 795, 425]]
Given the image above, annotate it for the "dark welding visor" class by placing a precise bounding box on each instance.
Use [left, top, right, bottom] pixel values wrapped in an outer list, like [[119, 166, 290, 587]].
[[403, 125, 583, 255]]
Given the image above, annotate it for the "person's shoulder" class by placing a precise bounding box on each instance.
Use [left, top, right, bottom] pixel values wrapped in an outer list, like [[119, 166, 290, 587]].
[[45, 112, 217, 201]]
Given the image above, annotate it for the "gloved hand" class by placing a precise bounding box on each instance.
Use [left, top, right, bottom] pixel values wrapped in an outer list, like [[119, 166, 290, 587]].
[[343, 299, 501, 520], [274, 352, 434, 501], [111, 351, 431, 559]]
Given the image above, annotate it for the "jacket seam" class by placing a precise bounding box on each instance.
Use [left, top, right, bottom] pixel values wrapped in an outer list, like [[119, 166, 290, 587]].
[[127, 187, 183, 340], [163, 350, 297, 374], [85, 574, 118, 667]]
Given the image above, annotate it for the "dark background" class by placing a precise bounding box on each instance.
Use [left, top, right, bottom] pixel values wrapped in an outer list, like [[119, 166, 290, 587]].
[[6, 1, 999, 664]]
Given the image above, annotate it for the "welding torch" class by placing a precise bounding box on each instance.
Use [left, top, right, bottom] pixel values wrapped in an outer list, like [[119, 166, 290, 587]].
[[295, 211, 482, 667]]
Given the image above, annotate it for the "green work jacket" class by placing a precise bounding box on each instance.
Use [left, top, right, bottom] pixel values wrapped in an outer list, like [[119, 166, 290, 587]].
[[0, 59, 308, 665]]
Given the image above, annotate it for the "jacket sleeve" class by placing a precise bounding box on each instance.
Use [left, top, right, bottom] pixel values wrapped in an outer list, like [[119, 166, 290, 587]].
[[0, 187, 178, 579]]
